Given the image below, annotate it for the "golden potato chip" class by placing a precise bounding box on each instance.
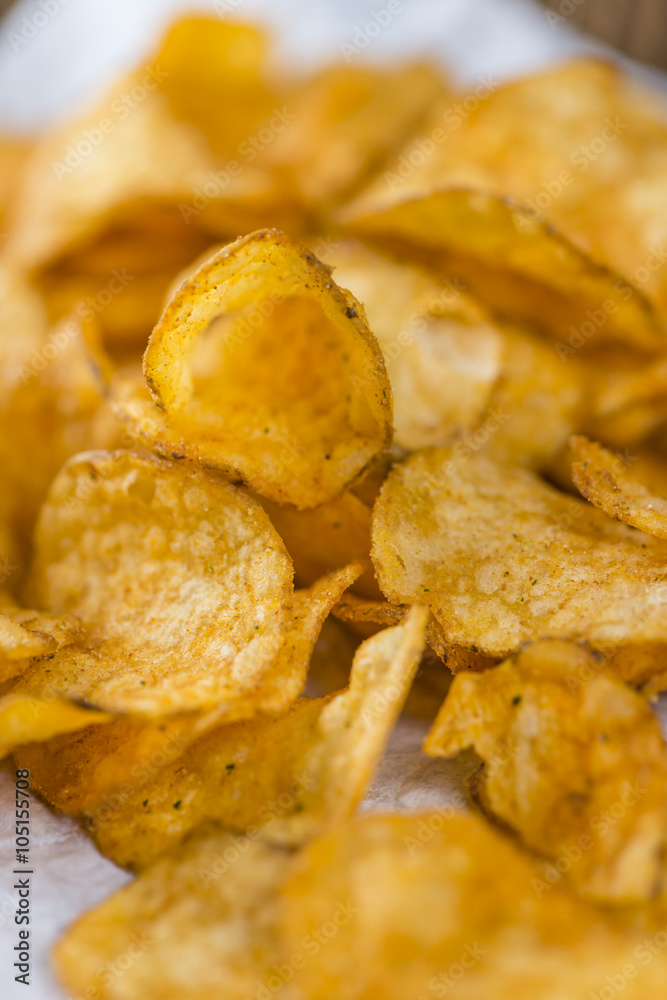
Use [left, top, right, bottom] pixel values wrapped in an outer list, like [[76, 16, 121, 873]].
[[15, 449, 297, 716], [332, 592, 497, 674], [85, 606, 427, 869], [327, 240, 504, 451], [120, 230, 393, 507], [343, 59, 667, 349], [259, 489, 379, 599], [0, 693, 111, 760], [0, 137, 30, 230], [425, 640, 667, 903], [0, 307, 109, 589], [372, 448, 667, 683], [269, 62, 445, 208], [571, 434, 667, 539], [480, 322, 587, 469], [55, 824, 293, 1000], [16, 563, 360, 816], [0, 595, 81, 684], [14, 710, 224, 815], [282, 812, 667, 1000]]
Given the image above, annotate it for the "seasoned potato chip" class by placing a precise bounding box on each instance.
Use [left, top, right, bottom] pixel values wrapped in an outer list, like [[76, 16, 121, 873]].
[[344, 59, 667, 349], [15, 449, 297, 716], [119, 230, 392, 506], [344, 188, 663, 351], [55, 824, 294, 1000], [372, 448, 667, 683], [85, 606, 427, 869], [0, 693, 111, 759], [0, 596, 81, 683], [282, 811, 667, 1000], [571, 435, 667, 538], [16, 564, 360, 816], [259, 489, 379, 599], [327, 240, 504, 451], [425, 640, 667, 903], [269, 63, 445, 208]]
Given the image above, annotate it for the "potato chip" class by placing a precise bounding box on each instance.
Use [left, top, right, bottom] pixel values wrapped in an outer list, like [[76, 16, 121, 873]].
[[0, 595, 81, 684], [15, 449, 298, 716], [16, 563, 360, 817], [119, 230, 393, 507], [85, 606, 427, 869], [372, 448, 667, 684], [571, 434, 667, 539], [343, 59, 667, 349], [326, 240, 504, 451], [282, 812, 667, 1000], [425, 640, 667, 903], [332, 592, 497, 674], [0, 693, 111, 760], [259, 489, 379, 599], [269, 63, 445, 207], [55, 824, 294, 1000], [0, 307, 109, 590]]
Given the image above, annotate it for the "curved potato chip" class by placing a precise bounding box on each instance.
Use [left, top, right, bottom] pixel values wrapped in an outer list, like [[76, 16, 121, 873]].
[[0, 599, 81, 684], [327, 240, 504, 451], [571, 435, 667, 539], [343, 188, 663, 351], [425, 640, 667, 904], [281, 812, 667, 1000], [372, 448, 667, 681], [17, 564, 361, 816], [133, 230, 392, 507], [84, 606, 427, 869], [0, 693, 111, 759], [343, 59, 667, 349], [55, 824, 293, 1000], [258, 489, 380, 599], [16, 449, 296, 717]]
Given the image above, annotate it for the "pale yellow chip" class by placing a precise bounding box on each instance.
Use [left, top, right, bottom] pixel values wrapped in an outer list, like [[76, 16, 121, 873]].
[[115, 230, 393, 507], [82, 606, 427, 870], [15, 449, 296, 717], [571, 434, 667, 539], [54, 824, 293, 1000], [425, 639, 667, 904], [0, 693, 111, 760], [281, 811, 667, 1000], [372, 447, 667, 684]]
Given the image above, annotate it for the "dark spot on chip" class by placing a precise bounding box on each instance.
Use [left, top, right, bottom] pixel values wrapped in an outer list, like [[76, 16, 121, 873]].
[[173, 800, 182, 809], [226, 763, 235, 770], [171, 452, 185, 460], [346, 307, 357, 318], [512, 695, 522, 706]]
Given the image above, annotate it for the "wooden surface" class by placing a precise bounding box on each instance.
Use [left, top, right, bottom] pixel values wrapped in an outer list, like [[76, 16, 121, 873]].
[[540, 0, 667, 69]]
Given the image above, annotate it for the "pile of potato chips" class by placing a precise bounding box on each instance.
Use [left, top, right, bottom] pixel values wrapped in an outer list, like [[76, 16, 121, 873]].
[[4, 14, 667, 998]]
